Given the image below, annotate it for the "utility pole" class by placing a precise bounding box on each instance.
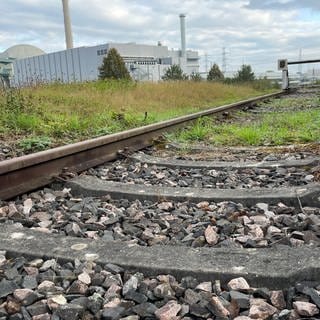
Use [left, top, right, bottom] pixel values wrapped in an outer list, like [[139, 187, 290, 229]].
[[222, 47, 227, 75], [62, 0, 73, 49]]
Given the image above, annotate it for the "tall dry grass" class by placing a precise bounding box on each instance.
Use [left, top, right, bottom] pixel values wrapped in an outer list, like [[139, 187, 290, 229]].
[[23, 80, 269, 117]]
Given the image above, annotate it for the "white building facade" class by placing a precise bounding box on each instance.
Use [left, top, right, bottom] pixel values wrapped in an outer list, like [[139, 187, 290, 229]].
[[10, 42, 199, 86]]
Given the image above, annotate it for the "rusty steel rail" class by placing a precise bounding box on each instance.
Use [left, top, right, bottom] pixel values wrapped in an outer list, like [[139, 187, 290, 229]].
[[0, 91, 284, 200]]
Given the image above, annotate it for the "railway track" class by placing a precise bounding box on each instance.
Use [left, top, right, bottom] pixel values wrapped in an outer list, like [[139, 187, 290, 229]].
[[1, 88, 320, 319], [0, 91, 283, 201]]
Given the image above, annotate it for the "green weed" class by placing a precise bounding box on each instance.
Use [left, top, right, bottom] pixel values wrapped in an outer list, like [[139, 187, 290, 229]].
[[179, 117, 212, 141], [17, 136, 52, 152], [1, 88, 34, 114]]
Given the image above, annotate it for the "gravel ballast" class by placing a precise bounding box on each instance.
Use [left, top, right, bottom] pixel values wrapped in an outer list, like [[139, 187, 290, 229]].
[[0, 252, 320, 319], [85, 157, 319, 190], [1, 186, 319, 249]]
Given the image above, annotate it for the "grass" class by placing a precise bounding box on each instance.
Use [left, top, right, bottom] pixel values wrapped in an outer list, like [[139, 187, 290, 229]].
[[0, 80, 275, 152], [177, 117, 212, 141], [172, 108, 320, 146]]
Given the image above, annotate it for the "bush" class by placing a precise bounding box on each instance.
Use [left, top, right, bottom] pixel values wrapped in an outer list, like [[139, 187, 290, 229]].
[[162, 64, 188, 81], [98, 48, 131, 80], [207, 64, 224, 81], [190, 72, 202, 82], [234, 64, 255, 82]]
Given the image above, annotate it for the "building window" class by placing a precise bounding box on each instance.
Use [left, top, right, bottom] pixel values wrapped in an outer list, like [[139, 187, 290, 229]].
[[97, 49, 108, 56]]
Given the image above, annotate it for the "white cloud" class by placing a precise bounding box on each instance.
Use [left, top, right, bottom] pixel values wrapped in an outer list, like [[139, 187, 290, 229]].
[[1, 0, 320, 74]]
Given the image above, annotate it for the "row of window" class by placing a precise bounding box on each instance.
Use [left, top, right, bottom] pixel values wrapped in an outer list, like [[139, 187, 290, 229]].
[[127, 61, 157, 65], [97, 49, 108, 56], [97, 51, 170, 65]]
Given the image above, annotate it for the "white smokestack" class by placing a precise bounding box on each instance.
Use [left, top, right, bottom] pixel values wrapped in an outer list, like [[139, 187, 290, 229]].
[[62, 0, 73, 49], [179, 14, 186, 58]]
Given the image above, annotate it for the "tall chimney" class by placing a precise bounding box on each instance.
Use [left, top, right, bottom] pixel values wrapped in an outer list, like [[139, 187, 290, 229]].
[[179, 14, 186, 58], [62, 0, 73, 49]]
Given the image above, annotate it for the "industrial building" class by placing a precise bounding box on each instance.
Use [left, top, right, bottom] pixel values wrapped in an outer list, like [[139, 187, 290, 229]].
[[10, 42, 199, 86], [0, 44, 45, 87], [0, 14, 199, 87]]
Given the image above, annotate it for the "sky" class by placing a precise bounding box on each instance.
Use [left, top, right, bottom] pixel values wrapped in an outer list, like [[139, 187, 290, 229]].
[[1, 0, 320, 76]]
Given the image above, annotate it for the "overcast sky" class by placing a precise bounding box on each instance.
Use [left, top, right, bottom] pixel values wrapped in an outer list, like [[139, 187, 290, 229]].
[[1, 0, 320, 75]]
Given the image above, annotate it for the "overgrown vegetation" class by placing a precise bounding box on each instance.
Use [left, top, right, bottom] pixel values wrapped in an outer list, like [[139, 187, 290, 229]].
[[0, 80, 276, 151]]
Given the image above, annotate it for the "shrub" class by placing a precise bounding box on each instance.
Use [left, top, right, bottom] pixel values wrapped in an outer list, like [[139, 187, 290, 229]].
[[234, 64, 255, 82], [162, 64, 188, 81], [207, 64, 224, 81], [190, 72, 202, 82]]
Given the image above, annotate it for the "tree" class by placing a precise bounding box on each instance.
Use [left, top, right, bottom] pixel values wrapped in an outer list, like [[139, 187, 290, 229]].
[[162, 64, 188, 81], [234, 64, 255, 82], [207, 63, 224, 81], [98, 48, 131, 80]]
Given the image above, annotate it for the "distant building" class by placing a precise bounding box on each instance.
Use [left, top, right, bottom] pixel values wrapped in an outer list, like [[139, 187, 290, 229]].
[[0, 44, 45, 87], [8, 42, 199, 86]]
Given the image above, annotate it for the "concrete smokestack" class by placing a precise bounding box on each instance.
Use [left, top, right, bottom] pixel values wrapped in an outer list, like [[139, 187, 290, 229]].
[[179, 14, 186, 58], [62, 0, 73, 49]]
